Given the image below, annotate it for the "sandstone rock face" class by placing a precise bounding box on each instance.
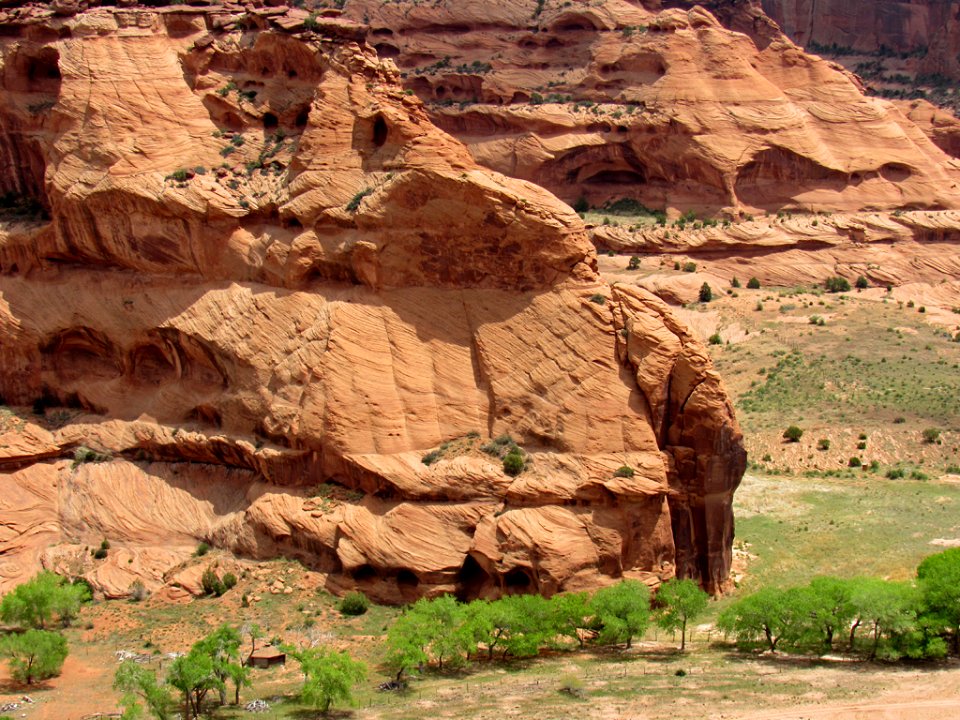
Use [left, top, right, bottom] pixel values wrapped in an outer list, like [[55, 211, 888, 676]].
[[0, 7, 744, 601], [345, 0, 960, 216], [761, 0, 960, 80]]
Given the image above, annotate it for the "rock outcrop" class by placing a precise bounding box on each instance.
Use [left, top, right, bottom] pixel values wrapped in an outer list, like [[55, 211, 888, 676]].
[[345, 0, 960, 216], [0, 6, 744, 601]]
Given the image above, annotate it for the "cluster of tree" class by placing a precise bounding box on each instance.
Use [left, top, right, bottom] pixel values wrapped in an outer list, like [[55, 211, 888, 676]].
[[0, 572, 89, 685], [115, 624, 252, 720], [386, 578, 709, 681], [114, 623, 368, 719], [718, 548, 960, 660]]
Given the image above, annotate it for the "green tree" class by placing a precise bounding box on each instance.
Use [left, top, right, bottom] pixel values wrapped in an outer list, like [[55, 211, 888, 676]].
[[655, 578, 709, 651], [0, 628, 68, 685], [287, 646, 366, 714], [497, 594, 555, 658], [917, 548, 960, 654], [747, 277, 761, 289], [113, 661, 173, 720], [849, 578, 918, 659], [385, 602, 433, 682], [0, 571, 90, 629], [718, 587, 799, 652], [166, 650, 220, 720], [802, 576, 857, 651], [589, 580, 651, 648], [699, 282, 713, 303], [549, 591, 591, 648], [193, 625, 246, 705]]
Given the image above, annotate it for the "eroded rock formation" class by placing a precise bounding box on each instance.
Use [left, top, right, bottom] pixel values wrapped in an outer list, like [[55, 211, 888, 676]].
[[0, 6, 744, 601], [345, 0, 960, 216]]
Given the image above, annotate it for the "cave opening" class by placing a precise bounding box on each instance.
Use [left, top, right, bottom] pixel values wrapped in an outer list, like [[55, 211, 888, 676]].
[[351, 564, 376, 581], [396, 569, 420, 587], [263, 112, 278, 130], [372, 115, 388, 148], [295, 107, 310, 129], [504, 567, 533, 593], [455, 554, 490, 601]]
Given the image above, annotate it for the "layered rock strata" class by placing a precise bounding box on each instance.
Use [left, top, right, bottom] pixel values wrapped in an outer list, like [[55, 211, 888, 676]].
[[345, 0, 960, 216], [0, 6, 744, 601]]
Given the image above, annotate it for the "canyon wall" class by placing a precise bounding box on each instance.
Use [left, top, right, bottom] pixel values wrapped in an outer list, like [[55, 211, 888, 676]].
[[0, 5, 745, 601], [342, 0, 960, 217]]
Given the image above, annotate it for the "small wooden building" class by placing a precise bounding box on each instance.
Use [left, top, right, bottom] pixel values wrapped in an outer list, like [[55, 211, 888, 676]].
[[247, 646, 286, 669]]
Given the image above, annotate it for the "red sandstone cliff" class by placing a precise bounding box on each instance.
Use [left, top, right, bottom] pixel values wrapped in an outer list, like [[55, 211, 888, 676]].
[[342, 0, 960, 217], [0, 5, 744, 601]]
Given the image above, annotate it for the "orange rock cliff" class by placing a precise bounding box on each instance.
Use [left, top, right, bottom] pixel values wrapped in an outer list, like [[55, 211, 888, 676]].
[[345, 0, 960, 216], [0, 5, 745, 602]]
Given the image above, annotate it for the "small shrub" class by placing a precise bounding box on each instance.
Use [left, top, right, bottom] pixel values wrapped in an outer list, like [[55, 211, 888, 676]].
[[817, 438, 831, 451], [824, 276, 851, 293], [893, 416, 906, 424], [731, 276, 741, 288], [195, 542, 210, 557], [613, 465, 635, 478], [589, 294, 606, 305], [170, 168, 189, 182], [848, 456, 862, 467], [558, 674, 585, 698], [346, 188, 373, 212], [783, 425, 804, 442], [673, 261, 681, 270], [886, 468, 905, 480], [910, 470, 929, 481], [855, 275, 869, 289], [857, 441, 867, 450], [129, 580, 148, 602], [502, 451, 525, 476], [421, 450, 441, 466], [339, 591, 370, 616], [93, 547, 108, 560], [698, 283, 713, 303], [708, 333, 722, 345], [747, 277, 761, 289], [627, 256, 641, 270], [572, 197, 589, 214], [201, 567, 226, 597], [922, 428, 941, 444], [918, 306, 926, 313], [682, 261, 697, 273], [222, 573, 238, 590]]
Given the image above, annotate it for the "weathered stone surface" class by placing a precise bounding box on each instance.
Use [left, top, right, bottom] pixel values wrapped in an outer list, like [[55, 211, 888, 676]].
[[346, 0, 960, 216], [0, 6, 743, 601]]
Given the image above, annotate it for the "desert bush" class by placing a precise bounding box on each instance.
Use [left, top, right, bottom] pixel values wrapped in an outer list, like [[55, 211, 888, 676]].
[[922, 428, 941, 444], [849, 457, 862, 467], [502, 450, 525, 476], [699, 283, 713, 303], [613, 465, 635, 478], [824, 276, 850, 293], [747, 277, 761, 289], [817, 438, 831, 451], [339, 591, 370, 616], [682, 261, 697, 273], [855, 276, 869, 289], [783, 425, 804, 442]]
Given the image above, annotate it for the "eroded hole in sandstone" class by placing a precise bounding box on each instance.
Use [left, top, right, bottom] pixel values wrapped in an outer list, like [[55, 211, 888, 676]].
[[295, 107, 310, 129], [26, 47, 61, 88], [187, 404, 222, 428], [456, 554, 490, 601], [373, 115, 388, 147], [374, 43, 400, 59], [351, 564, 376, 582], [396, 569, 419, 587], [42, 327, 122, 383], [504, 567, 533, 593], [130, 343, 177, 386], [584, 169, 646, 184], [263, 112, 278, 131]]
